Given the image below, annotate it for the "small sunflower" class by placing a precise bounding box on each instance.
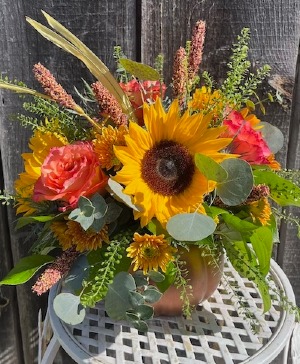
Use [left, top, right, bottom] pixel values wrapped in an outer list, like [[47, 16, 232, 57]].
[[93, 125, 128, 170], [114, 98, 233, 227], [51, 220, 109, 252], [15, 129, 68, 215], [127, 233, 177, 274], [248, 197, 272, 226]]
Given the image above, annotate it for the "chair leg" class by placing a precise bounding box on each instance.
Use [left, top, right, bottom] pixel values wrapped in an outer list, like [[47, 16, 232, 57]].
[[40, 336, 61, 364]]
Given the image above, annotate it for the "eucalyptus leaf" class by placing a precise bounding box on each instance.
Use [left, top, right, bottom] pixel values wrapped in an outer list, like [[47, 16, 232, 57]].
[[129, 290, 145, 307], [143, 287, 162, 303], [147, 270, 165, 282], [195, 153, 228, 182], [107, 179, 141, 211], [132, 271, 148, 287], [90, 217, 106, 232], [64, 255, 89, 291], [217, 159, 253, 206], [133, 304, 154, 320], [166, 213, 216, 241], [91, 194, 108, 219], [260, 122, 284, 154], [53, 293, 86, 325], [254, 170, 300, 207], [0, 255, 54, 285], [105, 272, 136, 320], [105, 202, 123, 224], [125, 313, 148, 332], [119, 58, 160, 80]]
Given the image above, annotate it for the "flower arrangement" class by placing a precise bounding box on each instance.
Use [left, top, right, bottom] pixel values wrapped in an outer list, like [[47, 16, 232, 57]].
[[0, 11, 300, 331]]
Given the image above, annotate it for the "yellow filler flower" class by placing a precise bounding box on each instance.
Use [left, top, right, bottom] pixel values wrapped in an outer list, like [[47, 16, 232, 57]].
[[114, 98, 233, 227]]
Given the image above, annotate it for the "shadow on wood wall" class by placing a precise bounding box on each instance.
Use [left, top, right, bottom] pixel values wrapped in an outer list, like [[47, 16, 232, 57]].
[[0, 1, 299, 363]]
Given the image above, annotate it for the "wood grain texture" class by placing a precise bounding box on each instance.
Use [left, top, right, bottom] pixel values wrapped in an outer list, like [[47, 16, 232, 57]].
[[0, 1, 136, 363]]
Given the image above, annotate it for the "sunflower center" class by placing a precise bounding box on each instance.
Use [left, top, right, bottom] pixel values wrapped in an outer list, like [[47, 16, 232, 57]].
[[141, 140, 195, 196]]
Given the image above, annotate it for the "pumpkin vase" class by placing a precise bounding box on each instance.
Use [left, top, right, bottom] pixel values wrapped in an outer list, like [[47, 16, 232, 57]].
[[153, 246, 224, 316]]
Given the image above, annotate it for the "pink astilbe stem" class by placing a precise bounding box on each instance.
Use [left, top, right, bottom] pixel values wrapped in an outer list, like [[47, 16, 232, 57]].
[[92, 81, 128, 126], [32, 248, 79, 295], [188, 20, 206, 80], [172, 47, 188, 106], [33, 62, 77, 110]]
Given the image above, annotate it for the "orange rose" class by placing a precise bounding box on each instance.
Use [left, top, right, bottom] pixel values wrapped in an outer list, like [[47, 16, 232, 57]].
[[119, 79, 166, 125], [33, 142, 108, 209]]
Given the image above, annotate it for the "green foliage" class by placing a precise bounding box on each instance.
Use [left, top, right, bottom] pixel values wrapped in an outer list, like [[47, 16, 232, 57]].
[[0, 255, 54, 285], [105, 270, 162, 332], [195, 153, 228, 183], [113, 46, 129, 83], [166, 212, 216, 242], [19, 96, 90, 142], [254, 170, 300, 207], [221, 28, 270, 109], [0, 190, 15, 205], [259, 122, 284, 154], [217, 159, 253, 205], [171, 257, 194, 318], [53, 293, 86, 325], [223, 239, 271, 312], [154, 54, 164, 82], [69, 194, 122, 232], [79, 231, 132, 307], [119, 58, 160, 81]]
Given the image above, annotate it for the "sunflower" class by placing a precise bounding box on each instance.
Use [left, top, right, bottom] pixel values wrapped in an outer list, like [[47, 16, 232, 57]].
[[15, 129, 68, 215], [51, 220, 109, 252], [127, 233, 177, 274], [114, 98, 233, 227]]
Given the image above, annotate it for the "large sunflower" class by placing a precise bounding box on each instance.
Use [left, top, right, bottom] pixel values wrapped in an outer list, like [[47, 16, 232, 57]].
[[114, 98, 233, 227]]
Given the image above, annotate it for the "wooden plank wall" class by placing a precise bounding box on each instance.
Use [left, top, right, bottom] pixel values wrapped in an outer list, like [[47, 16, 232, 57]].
[[0, 1, 299, 363]]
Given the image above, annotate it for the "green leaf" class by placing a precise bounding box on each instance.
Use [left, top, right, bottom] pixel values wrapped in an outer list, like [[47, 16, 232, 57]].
[[260, 122, 284, 154], [224, 240, 271, 312], [0, 255, 54, 285], [53, 293, 86, 325], [90, 217, 106, 232], [105, 202, 123, 224], [129, 290, 145, 307], [107, 178, 141, 211], [155, 262, 176, 293], [217, 159, 253, 205], [254, 170, 300, 207], [132, 270, 148, 287], [16, 215, 54, 230], [222, 214, 258, 234], [64, 255, 89, 291], [147, 219, 167, 236], [142, 287, 162, 303], [166, 213, 216, 242], [105, 272, 136, 320], [119, 58, 160, 80], [147, 270, 165, 282], [249, 226, 273, 276], [125, 313, 149, 332], [91, 194, 108, 219], [130, 304, 154, 321], [195, 153, 228, 182]]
